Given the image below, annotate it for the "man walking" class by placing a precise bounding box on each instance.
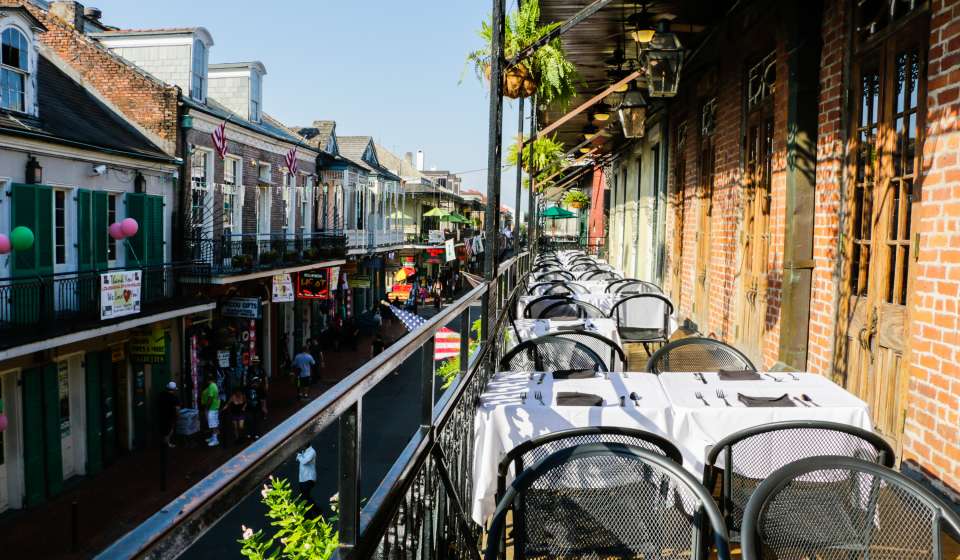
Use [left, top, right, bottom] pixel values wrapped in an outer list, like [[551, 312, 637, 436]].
[[292, 345, 316, 400], [245, 376, 267, 439], [157, 381, 180, 448], [200, 374, 220, 446], [297, 444, 317, 512]]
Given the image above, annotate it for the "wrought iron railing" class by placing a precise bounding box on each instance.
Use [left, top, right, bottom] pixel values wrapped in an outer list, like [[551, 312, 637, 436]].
[[187, 232, 347, 275], [0, 263, 204, 351], [98, 251, 530, 559]]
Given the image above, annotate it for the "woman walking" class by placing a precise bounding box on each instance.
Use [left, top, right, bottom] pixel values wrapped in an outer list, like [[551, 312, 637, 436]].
[[225, 388, 247, 443]]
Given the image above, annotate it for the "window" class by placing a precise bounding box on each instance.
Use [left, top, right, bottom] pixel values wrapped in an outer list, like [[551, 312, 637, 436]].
[[107, 194, 118, 261], [54, 190, 66, 265], [747, 50, 777, 109], [191, 39, 206, 101], [282, 173, 292, 233], [301, 175, 313, 234], [1, 27, 28, 112], [258, 162, 272, 183], [250, 71, 261, 122], [224, 156, 240, 186], [191, 151, 209, 239]]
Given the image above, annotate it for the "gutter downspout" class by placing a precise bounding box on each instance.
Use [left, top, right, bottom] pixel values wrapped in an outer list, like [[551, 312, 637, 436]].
[[176, 91, 190, 263]]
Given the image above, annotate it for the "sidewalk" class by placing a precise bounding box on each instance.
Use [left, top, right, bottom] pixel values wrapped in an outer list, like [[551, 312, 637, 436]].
[[0, 321, 407, 559]]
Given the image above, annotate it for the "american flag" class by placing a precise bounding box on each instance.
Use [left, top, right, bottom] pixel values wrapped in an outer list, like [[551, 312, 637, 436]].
[[285, 146, 298, 175], [212, 120, 228, 158], [390, 305, 462, 361]]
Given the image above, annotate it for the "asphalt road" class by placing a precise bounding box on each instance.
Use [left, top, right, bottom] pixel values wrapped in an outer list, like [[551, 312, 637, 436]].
[[182, 305, 480, 558]]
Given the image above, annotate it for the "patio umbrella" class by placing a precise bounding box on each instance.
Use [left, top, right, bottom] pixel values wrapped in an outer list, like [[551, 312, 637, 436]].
[[423, 207, 450, 218], [540, 206, 576, 219], [443, 212, 471, 224]]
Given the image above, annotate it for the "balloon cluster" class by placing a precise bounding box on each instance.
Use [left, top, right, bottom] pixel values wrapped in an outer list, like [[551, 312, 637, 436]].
[[0, 226, 34, 255], [109, 218, 139, 241]]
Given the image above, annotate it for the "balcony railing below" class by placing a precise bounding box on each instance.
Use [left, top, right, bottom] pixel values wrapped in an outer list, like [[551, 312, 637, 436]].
[[187, 232, 347, 276]]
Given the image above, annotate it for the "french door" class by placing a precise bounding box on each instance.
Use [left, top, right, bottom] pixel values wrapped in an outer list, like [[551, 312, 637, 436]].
[[836, 16, 926, 453], [693, 140, 714, 330]]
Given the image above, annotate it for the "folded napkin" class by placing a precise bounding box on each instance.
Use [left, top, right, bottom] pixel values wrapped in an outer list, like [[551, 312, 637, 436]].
[[718, 369, 763, 381], [737, 393, 796, 407], [554, 323, 585, 331], [556, 392, 604, 406], [552, 368, 596, 379]]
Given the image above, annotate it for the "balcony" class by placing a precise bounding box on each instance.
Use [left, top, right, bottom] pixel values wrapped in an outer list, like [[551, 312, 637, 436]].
[[186, 232, 347, 278], [0, 264, 210, 354], [344, 228, 405, 254]]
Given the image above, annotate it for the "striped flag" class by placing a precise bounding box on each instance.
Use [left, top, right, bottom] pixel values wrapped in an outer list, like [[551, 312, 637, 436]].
[[285, 146, 298, 175], [390, 305, 462, 361], [212, 120, 228, 158]]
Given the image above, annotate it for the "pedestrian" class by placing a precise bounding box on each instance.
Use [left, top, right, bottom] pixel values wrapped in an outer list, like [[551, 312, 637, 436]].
[[292, 345, 316, 400], [308, 337, 326, 384], [371, 333, 385, 358], [226, 388, 247, 443], [157, 381, 180, 448], [297, 445, 318, 512], [245, 376, 267, 439], [200, 374, 220, 446]]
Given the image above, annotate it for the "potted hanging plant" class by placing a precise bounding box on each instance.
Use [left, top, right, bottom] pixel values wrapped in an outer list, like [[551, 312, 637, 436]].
[[563, 189, 590, 209], [465, 0, 579, 106], [508, 134, 566, 182]]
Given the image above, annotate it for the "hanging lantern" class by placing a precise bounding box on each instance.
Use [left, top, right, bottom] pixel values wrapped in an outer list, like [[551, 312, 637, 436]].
[[641, 21, 684, 98], [617, 83, 648, 138]]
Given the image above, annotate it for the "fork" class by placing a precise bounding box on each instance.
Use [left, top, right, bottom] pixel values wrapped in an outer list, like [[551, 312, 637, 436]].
[[537, 372, 546, 385], [520, 392, 527, 404], [764, 373, 783, 383], [787, 372, 800, 381], [695, 391, 711, 406], [716, 389, 731, 407], [534, 391, 545, 405]]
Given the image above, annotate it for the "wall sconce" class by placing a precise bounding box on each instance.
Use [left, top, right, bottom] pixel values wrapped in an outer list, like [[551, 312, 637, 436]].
[[641, 21, 684, 98], [617, 83, 648, 138], [25, 156, 42, 185], [135, 171, 146, 193]]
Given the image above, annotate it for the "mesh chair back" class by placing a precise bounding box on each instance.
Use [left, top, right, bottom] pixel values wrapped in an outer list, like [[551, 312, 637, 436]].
[[741, 456, 960, 560], [706, 421, 895, 540], [539, 299, 605, 319], [522, 295, 569, 318], [569, 262, 596, 273], [583, 269, 622, 281], [486, 443, 731, 560], [646, 337, 756, 374], [609, 293, 674, 330], [552, 330, 627, 371], [576, 267, 605, 280], [527, 282, 571, 296], [499, 335, 608, 372], [535, 270, 575, 282]]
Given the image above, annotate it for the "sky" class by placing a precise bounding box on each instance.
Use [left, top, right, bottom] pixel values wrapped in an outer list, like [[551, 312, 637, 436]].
[[87, 0, 528, 216]]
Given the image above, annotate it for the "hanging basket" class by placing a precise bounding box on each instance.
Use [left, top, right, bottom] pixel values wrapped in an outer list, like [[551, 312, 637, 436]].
[[484, 63, 537, 99], [568, 201, 586, 209]]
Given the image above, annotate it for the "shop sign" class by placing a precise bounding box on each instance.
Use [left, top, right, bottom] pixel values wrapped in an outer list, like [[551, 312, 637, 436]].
[[297, 271, 330, 299], [217, 350, 231, 368], [341, 261, 359, 274], [130, 327, 167, 364], [111, 346, 125, 362], [445, 238, 456, 262], [348, 275, 371, 289], [222, 297, 261, 319], [388, 284, 413, 301], [272, 273, 295, 302], [328, 266, 340, 291], [428, 230, 444, 243], [100, 270, 141, 320]]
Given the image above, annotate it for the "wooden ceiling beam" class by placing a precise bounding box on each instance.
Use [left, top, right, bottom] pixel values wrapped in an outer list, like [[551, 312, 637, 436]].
[[506, 0, 619, 70]]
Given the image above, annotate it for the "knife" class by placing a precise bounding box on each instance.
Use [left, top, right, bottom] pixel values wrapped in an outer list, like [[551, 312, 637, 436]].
[[696, 372, 707, 385]]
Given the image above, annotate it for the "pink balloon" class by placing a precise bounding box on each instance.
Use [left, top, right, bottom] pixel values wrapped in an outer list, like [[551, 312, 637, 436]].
[[121, 217, 139, 237], [109, 222, 125, 240], [0, 234, 10, 255]]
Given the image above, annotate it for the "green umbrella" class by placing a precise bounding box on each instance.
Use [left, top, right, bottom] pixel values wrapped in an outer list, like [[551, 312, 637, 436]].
[[444, 212, 471, 224], [540, 206, 576, 219], [423, 207, 450, 218]]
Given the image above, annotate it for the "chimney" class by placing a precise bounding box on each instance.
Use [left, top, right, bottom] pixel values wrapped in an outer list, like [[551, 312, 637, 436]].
[[404, 152, 414, 166], [416, 150, 424, 171], [84, 7, 102, 22], [50, 1, 86, 31]]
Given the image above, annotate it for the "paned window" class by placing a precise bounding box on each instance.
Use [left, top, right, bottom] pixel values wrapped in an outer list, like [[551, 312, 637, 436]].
[[1, 27, 28, 112], [747, 50, 776, 109], [54, 190, 66, 265], [191, 40, 206, 100], [107, 194, 118, 261], [191, 151, 209, 238]]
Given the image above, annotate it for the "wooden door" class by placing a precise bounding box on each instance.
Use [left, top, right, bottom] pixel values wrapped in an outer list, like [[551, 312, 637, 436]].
[[836, 18, 926, 453], [670, 124, 688, 308], [693, 139, 715, 330]]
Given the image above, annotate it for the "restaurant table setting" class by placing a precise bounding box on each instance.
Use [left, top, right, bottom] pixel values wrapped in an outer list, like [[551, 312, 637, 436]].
[[516, 292, 620, 316], [509, 318, 621, 349]]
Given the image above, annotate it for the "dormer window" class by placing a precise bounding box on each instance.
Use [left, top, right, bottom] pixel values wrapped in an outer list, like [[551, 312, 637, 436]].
[[250, 70, 261, 123], [191, 39, 206, 101], [1, 27, 29, 112]]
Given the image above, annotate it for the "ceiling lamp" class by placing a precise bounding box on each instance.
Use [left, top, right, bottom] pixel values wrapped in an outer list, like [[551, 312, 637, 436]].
[[591, 102, 611, 122], [626, 4, 656, 44], [579, 147, 592, 154], [582, 124, 600, 140], [617, 83, 647, 138], [641, 21, 684, 98]]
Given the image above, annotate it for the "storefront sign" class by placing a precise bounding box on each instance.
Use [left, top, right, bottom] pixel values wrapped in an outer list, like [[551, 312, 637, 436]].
[[130, 327, 167, 364], [100, 270, 141, 320], [217, 350, 231, 368], [272, 273, 295, 302], [297, 271, 330, 299], [328, 266, 340, 291], [445, 238, 456, 262], [222, 297, 262, 319], [428, 230, 443, 243], [348, 275, 371, 289], [340, 261, 358, 274], [388, 283, 413, 301]]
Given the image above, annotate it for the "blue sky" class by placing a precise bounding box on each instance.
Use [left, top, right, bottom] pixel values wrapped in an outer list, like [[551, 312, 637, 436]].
[[89, 0, 526, 214]]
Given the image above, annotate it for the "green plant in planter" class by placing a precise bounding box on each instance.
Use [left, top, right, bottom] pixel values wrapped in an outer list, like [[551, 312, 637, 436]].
[[465, 0, 579, 108], [508, 134, 566, 182], [563, 189, 590, 209], [239, 477, 338, 560]]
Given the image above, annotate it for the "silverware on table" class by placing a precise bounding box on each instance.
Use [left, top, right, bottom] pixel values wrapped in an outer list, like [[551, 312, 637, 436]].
[[537, 373, 546, 385], [764, 373, 783, 382], [695, 391, 710, 406], [793, 396, 809, 407], [695, 372, 708, 385], [520, 392, 527, 404], [629, 392, 641, 406], [534, 391, 545, 405], [716, 389, 731, 407], [788, 372, 800, 381], [619, 395, 626, 407], [802, 393, 819, 407]]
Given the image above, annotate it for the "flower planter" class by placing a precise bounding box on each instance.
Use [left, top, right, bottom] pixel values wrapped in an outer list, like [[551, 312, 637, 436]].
[[485, 63, 537, 99]]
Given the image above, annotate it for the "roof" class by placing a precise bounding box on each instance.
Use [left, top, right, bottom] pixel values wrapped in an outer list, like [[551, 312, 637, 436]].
[[0, 54, 172, 162], [183, 95, 318, 152], [89, 26, 214, 45], [295, 120, 337, 155], [209, 61, 266, 75], [374, 143, 423, 181], [336, 136, 374, 169], [0, 3, 46, 31]]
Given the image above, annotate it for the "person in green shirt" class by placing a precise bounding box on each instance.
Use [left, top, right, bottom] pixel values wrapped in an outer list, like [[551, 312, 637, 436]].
[[200, 374, 220, 446]]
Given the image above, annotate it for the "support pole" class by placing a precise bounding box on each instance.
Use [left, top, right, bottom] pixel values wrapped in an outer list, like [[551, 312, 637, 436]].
[[481, 0, 506, 344], [337, 401, 361, 552], [527, 95, 538, 255], [514, 95, 524, 244]]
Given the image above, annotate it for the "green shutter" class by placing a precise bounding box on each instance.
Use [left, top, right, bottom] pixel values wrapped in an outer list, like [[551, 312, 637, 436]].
[[99, 352, 116, 465], [93, 192, 108, 270], [11, 183, 38, 276], [147, 195, 164, 265], [84, 353, 103, 476], [22, 367, 45, 506], [42, 363, 63, 497], [125, 193, 146, 267], [77, 189, 93, 272], [35, 187, 53, 276]]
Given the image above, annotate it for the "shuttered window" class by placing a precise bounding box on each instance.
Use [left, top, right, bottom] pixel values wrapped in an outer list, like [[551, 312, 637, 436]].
[[76, 189, 108, 271], [124, 193, 164, 267], [11, 183, 53, 277]]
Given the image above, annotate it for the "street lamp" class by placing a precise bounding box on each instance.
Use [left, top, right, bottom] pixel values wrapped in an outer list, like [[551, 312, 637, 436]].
[[641, 21, 683, 98], [617, 83, 647, 138]]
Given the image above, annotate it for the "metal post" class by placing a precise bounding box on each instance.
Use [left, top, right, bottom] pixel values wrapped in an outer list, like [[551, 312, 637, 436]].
[[338, 401, 361, 551], [421, 337, 435, 427], [527, 96, 538, 255], [481, 0, 506, 344], [459, 309, 470, 374], [514, 95, 524, 244]]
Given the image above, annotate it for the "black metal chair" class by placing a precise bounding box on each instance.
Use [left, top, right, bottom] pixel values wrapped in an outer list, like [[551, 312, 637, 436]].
[[499, 335, 608, 373], [534, 298, 605, 319], [527, 281, 567, 296], [608, 293, 674, 354], [569, 262, 596, 273], [495, 427, 683, 506], [705, 421, 895, 543], [606, 278, 663, 294], [646, 337, 756, 374], [486, 442, 731, 560], [534, 270, 575, 283], [582, 269, 622, 281], [521, 294, 569, 318], [552, 330, 628, 371], [741, 455, 960, 560]]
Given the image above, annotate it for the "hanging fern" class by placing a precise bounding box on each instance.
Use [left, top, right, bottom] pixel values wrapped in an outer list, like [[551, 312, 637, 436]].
[[508, 134, 566, 182], [562, 189, 590, 208]]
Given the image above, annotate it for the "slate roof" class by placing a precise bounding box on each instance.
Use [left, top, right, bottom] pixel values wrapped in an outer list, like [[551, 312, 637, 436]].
[[336, 136, 375, 170], [182, 95, 317, 152], [374, 143, 422, 180], [296, 120, 336, 152], [0, 54, 172, 161]]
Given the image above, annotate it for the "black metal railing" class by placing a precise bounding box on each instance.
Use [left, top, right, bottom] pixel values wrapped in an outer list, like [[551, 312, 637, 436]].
[[541, 234, 607, 258], [0, 263, 204, 350], [98, 251, 530, 560], [187, 232, 348, 275]]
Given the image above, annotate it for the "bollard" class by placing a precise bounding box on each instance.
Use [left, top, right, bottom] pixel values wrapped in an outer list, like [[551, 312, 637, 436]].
[[71, 500, 79, 553]]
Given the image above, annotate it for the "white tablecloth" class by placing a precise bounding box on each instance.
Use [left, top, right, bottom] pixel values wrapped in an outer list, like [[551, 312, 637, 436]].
[[471, 371, 672, 523], [517, 293, 620, 316], [659, 372, 874, 474], [509, 318, 622, 365]]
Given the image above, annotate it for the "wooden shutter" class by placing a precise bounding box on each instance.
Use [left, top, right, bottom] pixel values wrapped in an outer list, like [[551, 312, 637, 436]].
[[21, 367, 45, 506], [77, 189, 93, 272], [84, 352, 103, 476], [41, 363, 63, 497], [93, 192, 108, 269], [147, 195, 164, 265], [125, 193, 146, 267], [10, 183, 54, 276]]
